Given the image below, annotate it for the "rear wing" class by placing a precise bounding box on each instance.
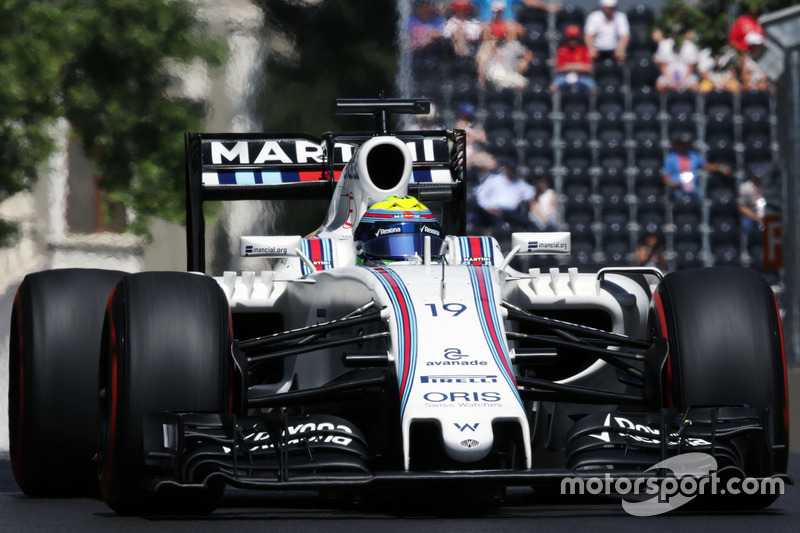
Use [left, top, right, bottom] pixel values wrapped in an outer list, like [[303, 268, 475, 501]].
[[185, 98, 467, 272]]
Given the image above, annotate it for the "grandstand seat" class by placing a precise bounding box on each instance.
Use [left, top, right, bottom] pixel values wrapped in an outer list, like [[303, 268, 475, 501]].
[[673, 238, 704, 269], [627, 5, 655, 27], [450, 55, 478, 77], [565, 200, 595, 234], [522, 87, 552, 121], [516, 5, 549, 26], [452, 74, 480, 106], [603, 237, 630, 265], [709, 203, 740, 247], [484, 101, 515, 131], [596, 86, 625, 117], [601, 204, 630, 239], [742, 107, 771, 135], [597, 125, 626, 152], [666, 89, 696, 115], [562, 141, 593, 174], [598, 179, 627, 208], [628, 42, 657, 62], [571, 237, 596, 265], [634, 172, 664, 204], [556, 5, 585, 34], [634, 129, 662, 158], [637, 200, 667, 234], [631, 85, 660, 116], [705, 109, 734, 137], [486, 128, 516, 157], [563, 171, 593, 203], [704, 89, 734, 117], [598, 146, 627, 175], [526, 40, 551, 63], [743, 133, 772, 166], [594, 59, 624, 91], [672, 196, 703, 242], [667, 114, 695, 144], [712, 243, 742, 266], [525, 66, 551, 90], [562, 116, 591, 143], [525, 147, 554, 176], [524, 125, 552, 151], [706, 135, 736, 168], [740, 89, 770, 118], [630, 59, 660, 90], [485, 85, 517, 106], [706, 173, 737, 208], [560, 85, 591, 116]]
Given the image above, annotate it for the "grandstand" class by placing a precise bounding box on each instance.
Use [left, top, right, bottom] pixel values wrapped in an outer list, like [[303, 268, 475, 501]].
[[409, 2, 778, 280]]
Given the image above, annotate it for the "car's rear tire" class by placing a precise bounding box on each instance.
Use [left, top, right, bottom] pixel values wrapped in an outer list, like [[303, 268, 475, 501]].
[[652, 267, 788, 506], [9, 269, 126, 496], [97, 272, 232, 515]]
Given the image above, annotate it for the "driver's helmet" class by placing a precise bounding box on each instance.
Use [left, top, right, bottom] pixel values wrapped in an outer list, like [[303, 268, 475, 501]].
[[355, 196, 445, 263]]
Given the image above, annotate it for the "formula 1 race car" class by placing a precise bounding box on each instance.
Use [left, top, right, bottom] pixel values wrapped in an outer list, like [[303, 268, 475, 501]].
[[9, 98, 790, 515]]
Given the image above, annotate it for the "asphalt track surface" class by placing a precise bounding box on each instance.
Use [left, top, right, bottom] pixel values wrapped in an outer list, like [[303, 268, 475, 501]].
[[0, 452, 797, 532]]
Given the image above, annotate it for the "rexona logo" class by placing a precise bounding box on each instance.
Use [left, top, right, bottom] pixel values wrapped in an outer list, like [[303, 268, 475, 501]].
[[528, 240, 568, 251], [375, 227, 401, 236], [420, 375, 498, 384], [245, 245, 288, 255], [426, 347, 488, 366], [420, 225, 441, 236]]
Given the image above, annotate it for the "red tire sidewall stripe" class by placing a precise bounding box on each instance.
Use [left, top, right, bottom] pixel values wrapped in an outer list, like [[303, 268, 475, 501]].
[[100, 287, 119, 497], [773, 293, 789, 434], [653, 291, 674, 407], [11, 290, 24, 480]]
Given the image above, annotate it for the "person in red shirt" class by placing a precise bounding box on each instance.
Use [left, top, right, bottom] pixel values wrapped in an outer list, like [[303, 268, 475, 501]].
[[728, 6, 764, 53], [552, 25, 596, 92]]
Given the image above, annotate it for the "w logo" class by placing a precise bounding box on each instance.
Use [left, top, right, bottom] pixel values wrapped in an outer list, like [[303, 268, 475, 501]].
[[454, 422, 479, 432]]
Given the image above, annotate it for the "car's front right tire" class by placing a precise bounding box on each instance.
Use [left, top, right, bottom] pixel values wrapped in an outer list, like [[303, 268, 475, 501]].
[[97, 272, 232, 515]]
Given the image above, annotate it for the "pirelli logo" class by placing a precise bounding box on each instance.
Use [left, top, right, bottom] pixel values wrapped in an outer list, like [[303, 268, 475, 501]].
[[419, 375, 498, 384]]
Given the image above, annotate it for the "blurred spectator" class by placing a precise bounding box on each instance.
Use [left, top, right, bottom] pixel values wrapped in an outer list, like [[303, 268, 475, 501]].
[[552, 25, 595, 92], [697, 48, 741, 94], [740, 32, 771, 91], [408, 0, 445, 53], [525, 0, 562, 14], [728, 4, 765, 54], [472, 0, 557, 21], [654, 29, 700, 92], [738, 163, 768, 234], [636, 232, 668, 271], [476, 22, 533, 90], [529, 174, 558, 230], [662, 133, 731, 202], [455, 102, 497, 171], [473, 157, 537, 229], [584, 0, 630, 64], [444, 1, 483, 58], [408, 103, 445, 131], [483, 0, 513, 40]]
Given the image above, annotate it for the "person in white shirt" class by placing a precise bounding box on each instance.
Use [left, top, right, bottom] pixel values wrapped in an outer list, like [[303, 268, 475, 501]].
[[584, 0, 630, 64], [655, 29, 700, 92], [473, 157, 537, 229]]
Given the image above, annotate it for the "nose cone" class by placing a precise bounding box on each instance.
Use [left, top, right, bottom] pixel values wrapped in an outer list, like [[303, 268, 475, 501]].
[[441, 419, 494, 462]]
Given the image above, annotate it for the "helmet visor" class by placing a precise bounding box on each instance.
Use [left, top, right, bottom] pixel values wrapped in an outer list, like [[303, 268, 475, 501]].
[[362, 233, 445, 260]]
